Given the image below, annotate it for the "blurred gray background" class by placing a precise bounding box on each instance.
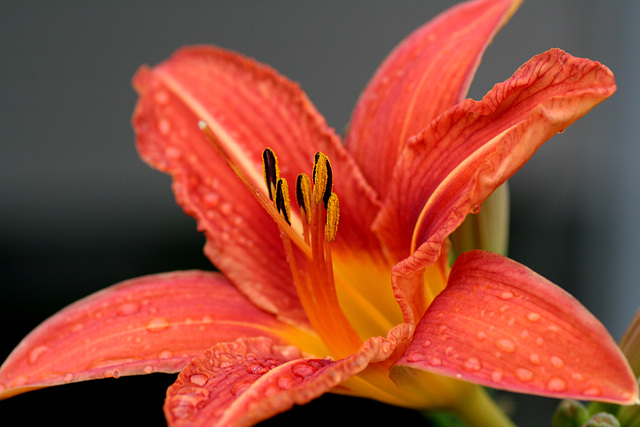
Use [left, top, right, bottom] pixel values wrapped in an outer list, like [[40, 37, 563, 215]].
[[1, 1, 638, 426]]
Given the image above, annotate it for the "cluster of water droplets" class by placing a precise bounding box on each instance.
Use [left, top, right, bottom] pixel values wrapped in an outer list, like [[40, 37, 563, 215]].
[[404, 287, 607, 399]]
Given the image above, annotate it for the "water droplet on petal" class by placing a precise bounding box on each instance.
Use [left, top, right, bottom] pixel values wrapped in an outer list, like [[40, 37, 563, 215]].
[[158, 118, 171, 135], [220, 202, 233, 215], [475, 331, 487, 341], [63, 373, 74, 382], [557, 128, 565, 134], [428, 357, 442, 367], [158, 350, 173, 359], [143, 366, 154, 374], [154, 91, 169, 105], [12, 375, 29, 387], [0, 383, 6, 393], [499, 291, 514, 300], [28, 345, 49, 364], [277, 376, 294, 390], [292, 362, 317, 378], [491, 370, 504, 382], [571, 372, 584, 382], [117, 302, 140, 316], [246, 363, 268, 375], [470, 203, 482, 214], [582, 386, 602, 397], [146, 317, 170, 332], [494, 339, 516, 353], [529, 353, 541, 365], [462, 357, 482, 372], [550, 356, 565, 369], [201, 315, 214, 325], [547, 377, 567, 392], [203, 193, 220, 208], [422, 339, 432, 348], [516, 368, 533, 382], [189, 374, 208, 386], [527, 312, 541, 322], [231, 381, 251, 396]]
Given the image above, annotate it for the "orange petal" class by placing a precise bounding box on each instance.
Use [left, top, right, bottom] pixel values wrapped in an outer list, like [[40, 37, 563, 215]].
[[345, 0, 521, 199], [395, 251, 638, 405], [132, 46, 381, 325], [165, 327, 417, 426], [376, 49, 616, 267], [0, 271, 315, 400]]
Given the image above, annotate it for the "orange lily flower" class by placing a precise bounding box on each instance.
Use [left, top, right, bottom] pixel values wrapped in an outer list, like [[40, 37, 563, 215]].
[[0, 0, 636, 426]]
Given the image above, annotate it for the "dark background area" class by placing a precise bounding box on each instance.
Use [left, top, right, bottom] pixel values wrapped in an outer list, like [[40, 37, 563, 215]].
[[2, 1, 639, 425]]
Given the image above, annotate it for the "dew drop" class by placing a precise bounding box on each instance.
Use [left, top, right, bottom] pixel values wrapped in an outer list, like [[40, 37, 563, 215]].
[[582, 386, 602, 397], [475, 331, 487, 341], [529, 353, 541, 365], [117, 302, 140, 316], [547, 377, 567, 392], [428, 357, 442, 367], [201, 315, 214, 325], [158, 118, 171, 135], [230, 381, 251, 396], [63, 373, 74, 382], [154, 91, 169, 105], [12, 375, 29, 387], [499, 291, 514, 300], [516, 368, 533, 382], [190, 374, 208, 386], [550, 356, 565, 369], [571, 372, 584, 382], [462, 357, 482, 372], [220, 202, 233, 216], [557, 128, 565, 134], [158, 350, 173, 359], [406, 353, 425, 363], [292, 363, 315, 378], [146, 317, 170, 332], [494, 338, 516, 353], [277, 376, 294, 390], [246, 363, 268, 375], [491, 370, 504, 382], [28, 345, 49, 364], [203, 193, 220, 208], [422, 339, 432, 348], [527, 312, 542, 322], [0, 383, 6, 393], [143, 366, 154, 374], [470, 203, 482, 214]]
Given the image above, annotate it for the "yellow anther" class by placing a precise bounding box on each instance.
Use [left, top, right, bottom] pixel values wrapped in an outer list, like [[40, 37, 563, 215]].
[[295, 173, 312, 224], [275, 177, 292, 225], [325, 192, 340, 243], [312, 152, 332, 207], [262, 148, 279, 201]]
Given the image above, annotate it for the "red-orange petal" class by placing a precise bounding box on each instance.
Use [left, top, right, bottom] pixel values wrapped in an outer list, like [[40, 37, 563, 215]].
[[395, 251, 639, 405], [376, 49, 616, 267], [165, 327, 415, 426], [345, 0, 521, 199], [0, 271, 308, 400], [132, 46, 381, 325]]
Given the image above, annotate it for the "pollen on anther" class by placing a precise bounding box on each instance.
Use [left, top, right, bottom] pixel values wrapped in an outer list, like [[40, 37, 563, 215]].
[[325, 192, 340, 243], [296, 173, 312, 223], [312, 152, 333, 208]]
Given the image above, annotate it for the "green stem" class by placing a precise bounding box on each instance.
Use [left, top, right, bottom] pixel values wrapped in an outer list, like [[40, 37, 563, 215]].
[[452, 387, 516, 427]]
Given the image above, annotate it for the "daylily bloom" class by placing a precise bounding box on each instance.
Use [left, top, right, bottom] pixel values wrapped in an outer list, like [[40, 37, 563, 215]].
[[0, 0, 637, 426]]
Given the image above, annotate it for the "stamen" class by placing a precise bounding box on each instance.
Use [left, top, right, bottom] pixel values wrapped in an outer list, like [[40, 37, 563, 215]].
[[275, 178, 292, 225], [325, 192, 339, 243], [262, 148, 279, 201], [198, 120, 310, 257], [295, 173, 312, 224], [312, 152, 333, 208]]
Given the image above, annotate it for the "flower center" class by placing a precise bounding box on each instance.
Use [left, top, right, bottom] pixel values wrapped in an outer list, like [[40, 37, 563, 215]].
[[199, 121, 362, 358]]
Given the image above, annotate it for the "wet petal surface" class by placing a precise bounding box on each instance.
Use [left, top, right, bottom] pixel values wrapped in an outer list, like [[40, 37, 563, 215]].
[[394, 251, 638, 405], [0, 271, 316, 400]]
